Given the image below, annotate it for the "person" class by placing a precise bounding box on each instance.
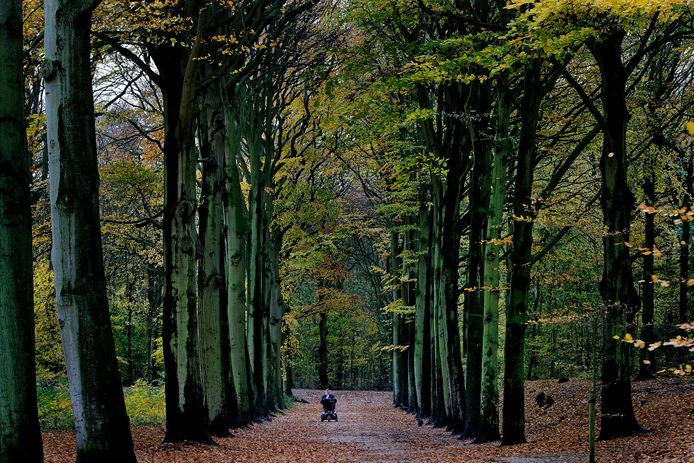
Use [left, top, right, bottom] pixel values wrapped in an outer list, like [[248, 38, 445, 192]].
[[320, 387, 337, 413]]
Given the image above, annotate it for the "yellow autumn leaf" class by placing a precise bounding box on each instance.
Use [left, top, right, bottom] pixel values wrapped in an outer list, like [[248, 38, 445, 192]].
[[634, 339, 646, 349], [624, 333, 634, 343], [651, 274, 658, 282], [687, 121, 694, 136]]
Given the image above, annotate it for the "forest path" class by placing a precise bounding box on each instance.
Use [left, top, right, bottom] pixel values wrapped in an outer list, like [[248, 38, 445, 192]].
[[43, 379, 694, 463]]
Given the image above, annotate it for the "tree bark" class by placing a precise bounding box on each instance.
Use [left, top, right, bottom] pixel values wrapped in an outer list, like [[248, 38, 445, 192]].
[[198, 83, 233, 434], [150, 30, 210, 442], [268, 233, 286, 408], [588, 31, 641, 440], [318, 311, 329, 388], [502, 61, 543, 446], [680, 157, 692, 325], [223, 103, 253, 422], [0, 1, 43, 460], [638, 153, 656, 379], [414, 206, 432, 418], [391, 232, 408, 407], [479, 81, 511, 442], [463, 80, 492, 440], [44, 0, 136, 460]]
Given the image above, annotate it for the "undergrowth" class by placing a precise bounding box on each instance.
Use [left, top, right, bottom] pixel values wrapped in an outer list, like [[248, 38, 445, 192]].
[[38, 379, 165, 431]]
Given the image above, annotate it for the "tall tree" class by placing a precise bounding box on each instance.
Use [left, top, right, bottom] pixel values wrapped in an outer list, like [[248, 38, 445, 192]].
[[44, 0, 137, 460], [503, 61, 547, 445], [198, 81, 235, 434], [479, 80, 511, 443], [587, 29, 642, 439], [0, 0, 43, 461]]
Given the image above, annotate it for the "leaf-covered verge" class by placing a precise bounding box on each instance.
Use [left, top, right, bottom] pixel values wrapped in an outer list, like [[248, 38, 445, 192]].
[[43, 380, 693, 462]]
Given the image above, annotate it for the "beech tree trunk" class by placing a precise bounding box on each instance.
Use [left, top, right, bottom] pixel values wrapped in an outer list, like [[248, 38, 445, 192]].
[[588, 31, 641, 440], [318, 311, 329, 388], [391, 232, 408, 407], [44, 0, 136, 460], [151, 28, 210, 442], [503, 62, 543, 445], [0, 1, 43, 460], [403, 225, 418, 412], [223, 103, 253, 422], [638, 153, 656, 379], [463, 81, 492, 440], [479, 82, 511, 442], [198, 84, 234, 434], [413, 206, 432, 418], [268, 234, 286, 409], [680, 157, 692, 325]]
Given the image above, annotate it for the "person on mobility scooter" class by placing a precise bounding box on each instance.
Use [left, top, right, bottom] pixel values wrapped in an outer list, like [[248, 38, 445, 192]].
[[320, 388, 338, 422]]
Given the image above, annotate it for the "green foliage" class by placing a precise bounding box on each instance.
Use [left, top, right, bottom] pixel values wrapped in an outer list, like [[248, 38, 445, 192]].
[[123, 380, 166, 426], [34, 261, 64, 380], [37, 380, 165, 431], [36, 383, 74, 431]]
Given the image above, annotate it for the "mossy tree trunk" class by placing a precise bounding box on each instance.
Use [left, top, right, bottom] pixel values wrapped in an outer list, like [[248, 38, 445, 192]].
[[44, 0, 136, 460], [0, 1, 43, 460], [638, 152, 656, 379], [149, 7, 212, 441], [391, 231, 408, 407], [223, 102, 253, 423], [463, 80, 492, 440], [413, 206, 432, 418], [198, 83, 235, 434], [502, 61, 543, 446], [479, 81, 511, 443], [588, 31, 641, 440]]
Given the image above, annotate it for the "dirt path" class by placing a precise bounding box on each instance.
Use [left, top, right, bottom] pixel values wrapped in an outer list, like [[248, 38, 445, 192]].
[[43, 379, 694, 463]]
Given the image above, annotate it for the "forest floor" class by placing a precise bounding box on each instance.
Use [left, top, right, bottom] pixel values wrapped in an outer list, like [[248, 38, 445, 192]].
[[43, 377, 694, 462]]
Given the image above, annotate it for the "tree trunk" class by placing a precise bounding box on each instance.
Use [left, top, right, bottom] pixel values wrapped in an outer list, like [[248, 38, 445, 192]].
[[414, 206, 432, 418], [638, 153, 656, 379], [268, 233, 285, 408], [437, 172, 467, 432], [588, 31, 641, 440], [223, 104, 252, 422], [151, 35, 210, 442], [479, 81, 510, 442], [502, 61, 543, 446], [680, 157, 692, 325], [391, 232, 408, 407], [318, 311, 329, 388], [198, 84, 233, 434], [0, 1, 43, 460], [463, 80, 492, 440], [404, 225, 418, 412], [44, 0, 136, 460], [247, 149, 267, 411]]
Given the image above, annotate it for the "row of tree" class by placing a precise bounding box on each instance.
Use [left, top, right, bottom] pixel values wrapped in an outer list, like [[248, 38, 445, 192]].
[[331, 0, 694, 444], [2, 0, 332, 461], [1, 0, 693, 462]]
